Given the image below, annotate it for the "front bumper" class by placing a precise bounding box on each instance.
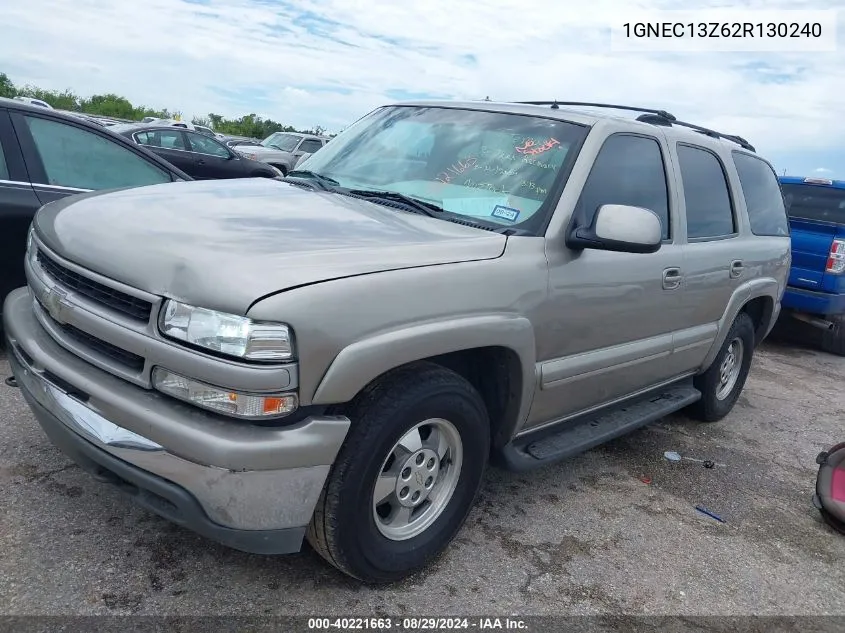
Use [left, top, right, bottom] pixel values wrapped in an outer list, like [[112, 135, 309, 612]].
[[4, 287, 351, 555]]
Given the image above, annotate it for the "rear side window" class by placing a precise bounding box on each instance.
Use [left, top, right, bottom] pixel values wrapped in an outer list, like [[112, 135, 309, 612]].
[[136, 130, 186, 150], [298, 139, 323, 154], [576, 134, 670, 240], [677, 144, 735, 239], [25, 116, 172, 190], [781, 183, 845, 224], [732, 152, 789, 236]]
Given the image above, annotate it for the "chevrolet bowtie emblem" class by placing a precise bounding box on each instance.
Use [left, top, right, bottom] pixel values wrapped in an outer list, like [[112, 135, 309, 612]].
[[43, 287, 70, 325]]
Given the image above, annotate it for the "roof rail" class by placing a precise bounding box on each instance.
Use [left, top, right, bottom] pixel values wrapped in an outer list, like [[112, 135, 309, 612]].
[[635, 113, 756, 153], [512, 100, 755, 153], [514, 101, 677, 121]]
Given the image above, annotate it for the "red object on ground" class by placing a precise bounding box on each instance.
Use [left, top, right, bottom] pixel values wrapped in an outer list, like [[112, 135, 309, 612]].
[[639, 476, 652, 484], [831, 467, 845, 502]]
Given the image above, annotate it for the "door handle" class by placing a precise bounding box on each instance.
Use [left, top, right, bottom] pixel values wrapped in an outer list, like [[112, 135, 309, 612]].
[[662, 267, 683, 290], [730, 260, 744, 279]]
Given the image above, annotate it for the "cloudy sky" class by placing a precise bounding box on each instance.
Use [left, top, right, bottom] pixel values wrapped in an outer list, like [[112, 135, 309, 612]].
[[1, 0, 841, 177]]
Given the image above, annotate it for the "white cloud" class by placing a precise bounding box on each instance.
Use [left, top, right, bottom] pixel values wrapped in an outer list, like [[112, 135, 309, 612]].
[[814, 167, 833, 173], [0, 0, 842, 169]]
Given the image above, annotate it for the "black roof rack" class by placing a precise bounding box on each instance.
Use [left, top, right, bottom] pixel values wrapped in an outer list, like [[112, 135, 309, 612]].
[[514, 100, 755, 153]]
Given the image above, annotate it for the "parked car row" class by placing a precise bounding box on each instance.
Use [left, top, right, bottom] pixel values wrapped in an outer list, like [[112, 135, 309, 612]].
[[108, 123, 282, 180]]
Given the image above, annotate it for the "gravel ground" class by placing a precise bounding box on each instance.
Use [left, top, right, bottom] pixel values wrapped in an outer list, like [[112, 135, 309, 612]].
[[1, 331, 844, 617]]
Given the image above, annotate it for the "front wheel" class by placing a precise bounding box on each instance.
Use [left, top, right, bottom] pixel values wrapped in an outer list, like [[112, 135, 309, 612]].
[[306, 362, 490, 583], [686, 311, 756, 422]]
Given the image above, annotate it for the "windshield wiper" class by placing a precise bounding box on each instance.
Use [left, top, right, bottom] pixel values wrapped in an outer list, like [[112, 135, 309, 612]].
[[347, 189, 443, 218], [286, 170, 340, 191]]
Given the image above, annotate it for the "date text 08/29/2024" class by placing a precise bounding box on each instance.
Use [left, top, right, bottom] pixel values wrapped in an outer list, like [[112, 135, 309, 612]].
[[307, 617, 529, 630]]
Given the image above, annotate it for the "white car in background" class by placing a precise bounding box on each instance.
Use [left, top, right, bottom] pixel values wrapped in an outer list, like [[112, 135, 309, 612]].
[[13, 96, 52, 109], [235, 131, 330, 176]]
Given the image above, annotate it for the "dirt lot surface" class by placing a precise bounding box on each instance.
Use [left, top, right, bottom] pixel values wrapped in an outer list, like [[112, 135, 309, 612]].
[[1, 332, 844, 617]]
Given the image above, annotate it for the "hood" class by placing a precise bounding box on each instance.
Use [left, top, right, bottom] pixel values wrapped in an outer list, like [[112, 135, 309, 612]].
[[239, 145, 286, 156], [34, 178, 506, 316]]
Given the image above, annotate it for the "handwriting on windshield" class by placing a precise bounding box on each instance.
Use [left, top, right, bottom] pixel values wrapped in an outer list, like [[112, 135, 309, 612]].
[[462, 178, 509, 194], [435, 157, 478, 184], [514, 137, 560, 155]]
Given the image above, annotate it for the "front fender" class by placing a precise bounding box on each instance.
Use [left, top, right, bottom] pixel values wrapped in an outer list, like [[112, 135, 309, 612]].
[[311, 314, 537, 430]]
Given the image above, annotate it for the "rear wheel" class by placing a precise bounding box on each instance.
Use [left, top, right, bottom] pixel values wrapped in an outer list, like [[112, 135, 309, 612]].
[[821, 314, 845, 356], [306, 362, 490, 583], [686, 312, 755, 422]]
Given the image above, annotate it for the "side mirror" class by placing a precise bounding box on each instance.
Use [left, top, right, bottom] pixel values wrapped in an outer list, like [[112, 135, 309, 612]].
[[567, 204, 663, 254]]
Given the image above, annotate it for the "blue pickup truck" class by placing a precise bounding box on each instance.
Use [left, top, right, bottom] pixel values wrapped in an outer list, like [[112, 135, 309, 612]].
[[778, 176, 845, 355]]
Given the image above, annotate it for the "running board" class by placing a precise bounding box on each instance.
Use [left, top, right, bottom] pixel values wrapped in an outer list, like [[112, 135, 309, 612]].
[[500, 383, 701, 472]]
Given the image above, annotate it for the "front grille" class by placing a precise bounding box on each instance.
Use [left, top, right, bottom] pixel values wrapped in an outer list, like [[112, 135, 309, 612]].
[[36, 249, 153, 322], [57, 322, 145, 372]]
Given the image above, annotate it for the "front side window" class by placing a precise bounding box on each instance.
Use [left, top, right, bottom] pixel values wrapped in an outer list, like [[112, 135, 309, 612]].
[[25, 116, 172, 190], [300, 105, 588, 231], [298, 139, 323, 154], [574, 134, 670, 240], [677, 144, 736, 239], [732, 152, 789, 236], [186, 132, 229, 157], [262, 133, 301, 152]]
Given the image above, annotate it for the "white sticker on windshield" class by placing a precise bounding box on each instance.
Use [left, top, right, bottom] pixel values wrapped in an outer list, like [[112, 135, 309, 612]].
[[491, 205, 521, 222]]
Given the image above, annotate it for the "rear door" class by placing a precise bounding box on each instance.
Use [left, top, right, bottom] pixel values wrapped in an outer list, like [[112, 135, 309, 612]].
[[780, 180, 845, 294]]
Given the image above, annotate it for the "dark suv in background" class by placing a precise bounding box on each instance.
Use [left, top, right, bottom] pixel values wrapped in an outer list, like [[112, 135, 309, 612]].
[[0, 98, 192, 324]]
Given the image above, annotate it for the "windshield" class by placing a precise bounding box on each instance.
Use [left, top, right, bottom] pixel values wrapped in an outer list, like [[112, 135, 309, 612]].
[[262, 133, 301, 152], [782, 184, 845, 224], [296, 105, 588, 231]]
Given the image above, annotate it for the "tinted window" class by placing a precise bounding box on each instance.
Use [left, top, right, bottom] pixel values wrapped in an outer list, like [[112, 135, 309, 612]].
[[187, 132, 229, 157], [575, 134, 670, 239], [135, 130, 186, 150], [782, 184, 845, 224], [25, 116, 172, 190], [298, 139, 323, 154], [732, 153, 789, 236], [677, 145, 735, 239], [0, 138, 8, 180]]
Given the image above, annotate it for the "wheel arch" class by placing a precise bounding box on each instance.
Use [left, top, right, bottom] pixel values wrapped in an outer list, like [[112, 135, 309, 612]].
[[311, 315, 537, 450]]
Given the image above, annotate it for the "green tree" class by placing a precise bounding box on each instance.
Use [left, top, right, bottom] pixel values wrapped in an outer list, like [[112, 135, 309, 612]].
[[17, 84, 79, 110], [0, 72, 15, 99]]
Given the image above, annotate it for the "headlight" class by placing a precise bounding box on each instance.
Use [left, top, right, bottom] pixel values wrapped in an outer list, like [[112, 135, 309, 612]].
[[152, 367, 298, 418], [241, 152, 258, 160], [159, 300, 294, 361]]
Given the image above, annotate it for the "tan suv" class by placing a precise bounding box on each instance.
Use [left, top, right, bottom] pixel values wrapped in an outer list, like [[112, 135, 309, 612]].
[[4, 100, 791, 584]]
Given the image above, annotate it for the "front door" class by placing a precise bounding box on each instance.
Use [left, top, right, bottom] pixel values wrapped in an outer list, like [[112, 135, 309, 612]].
[[526, 132, 687, 428]]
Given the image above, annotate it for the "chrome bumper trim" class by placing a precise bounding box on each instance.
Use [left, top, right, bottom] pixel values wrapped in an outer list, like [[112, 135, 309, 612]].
[[8, 339, 334, 532]]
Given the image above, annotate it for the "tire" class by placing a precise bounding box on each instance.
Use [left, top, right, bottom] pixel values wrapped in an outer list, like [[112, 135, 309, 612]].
[[306, 362, 490, 584], [270, 164, 287, 177], [821, 314, 845, 356], [686, 311, 756, 423]]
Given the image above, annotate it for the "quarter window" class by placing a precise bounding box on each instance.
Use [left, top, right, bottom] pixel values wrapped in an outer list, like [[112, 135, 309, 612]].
[[25, 116, 172, 190], [575, 134, 670, 240], [732, 152, 789, 236], [677, 145, 736, 239]]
